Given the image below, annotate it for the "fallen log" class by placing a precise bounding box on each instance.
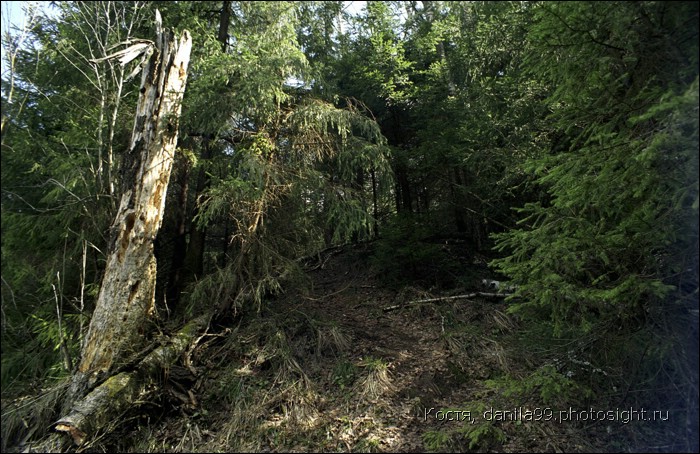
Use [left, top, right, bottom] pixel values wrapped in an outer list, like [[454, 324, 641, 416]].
[[382, 292, 514, 312], [35, 313, 211, 450]]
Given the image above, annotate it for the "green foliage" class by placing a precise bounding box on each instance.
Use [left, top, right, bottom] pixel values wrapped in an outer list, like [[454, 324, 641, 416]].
[[423, 401, 506, 452], [2, 1, 144, 391], [486, 365, 586, 406], [192, 94, 393, 311], [29, 311, 81, 373], [2, 2, 697, 451], [464, 423, 506, 451], [492, 2, 699, 336], [422, 429, 453, 452], [343, 1, 414, 110], [331, 359, 357, 390], [488, 3, 698, 449], [456, 403, 507, 451]]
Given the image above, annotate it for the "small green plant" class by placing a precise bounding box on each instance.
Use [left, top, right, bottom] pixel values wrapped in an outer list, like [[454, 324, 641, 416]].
[[423, 401, 508, 452], [461, 421, 506, 450], [485, 364, 589, 406], [332, 359, 357, 389], [355, 436, 381, 452], [422, 429, 453, 452], [456, 401, 507, 450]]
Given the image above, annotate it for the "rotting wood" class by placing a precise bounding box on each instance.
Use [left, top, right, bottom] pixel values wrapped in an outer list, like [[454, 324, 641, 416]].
[[382, 292, 514, 312], [39, 314, 211, 450], [53, 10, 193, 448]]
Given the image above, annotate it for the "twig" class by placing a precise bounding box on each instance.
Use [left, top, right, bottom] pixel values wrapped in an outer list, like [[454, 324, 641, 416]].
[[382, 292, 513, 312]]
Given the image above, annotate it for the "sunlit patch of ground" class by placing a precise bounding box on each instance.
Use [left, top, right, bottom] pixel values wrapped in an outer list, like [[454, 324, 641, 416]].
[[125, 245, 635, 452]]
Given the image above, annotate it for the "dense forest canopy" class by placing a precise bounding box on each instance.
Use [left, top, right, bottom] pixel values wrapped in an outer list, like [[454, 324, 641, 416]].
[[1, 1, 698, 452]]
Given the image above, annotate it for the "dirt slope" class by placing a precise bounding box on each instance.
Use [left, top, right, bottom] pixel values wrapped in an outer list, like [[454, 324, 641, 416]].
[[126, 244, 610, 452]]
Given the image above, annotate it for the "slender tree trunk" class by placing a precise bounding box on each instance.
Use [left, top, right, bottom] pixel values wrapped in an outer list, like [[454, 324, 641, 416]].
[[96, 79, 106, 194], [371, 166, 379, 237], [177, 1, 231, 290], [59, 13, 192, 441], [106, 65, 125, 201], [398, 163, 412, 213], [452, 168, 467, 234], [182, 138, 212, 281], [218, 0, 232, 51], [351, 167, 365, 243], [221, 218, 230, 267], [166, 152, 192, 308]]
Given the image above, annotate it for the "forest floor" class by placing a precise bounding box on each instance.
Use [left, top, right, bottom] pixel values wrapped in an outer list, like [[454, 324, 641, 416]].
[[121, 243, 631, 452]]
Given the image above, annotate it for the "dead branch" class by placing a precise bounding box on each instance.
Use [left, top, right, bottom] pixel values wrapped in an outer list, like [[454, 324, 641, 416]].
[[382, 292, 513, 312], [50, 313, 211, 448]]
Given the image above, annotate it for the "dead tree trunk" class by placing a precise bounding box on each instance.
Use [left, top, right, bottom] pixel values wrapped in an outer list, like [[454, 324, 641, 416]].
[[54, 313, 210, 447], [58, 11, 192, 444]]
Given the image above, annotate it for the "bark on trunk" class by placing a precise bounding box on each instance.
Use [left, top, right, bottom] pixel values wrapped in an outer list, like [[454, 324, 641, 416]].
[[59, 11, 192, 444]]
